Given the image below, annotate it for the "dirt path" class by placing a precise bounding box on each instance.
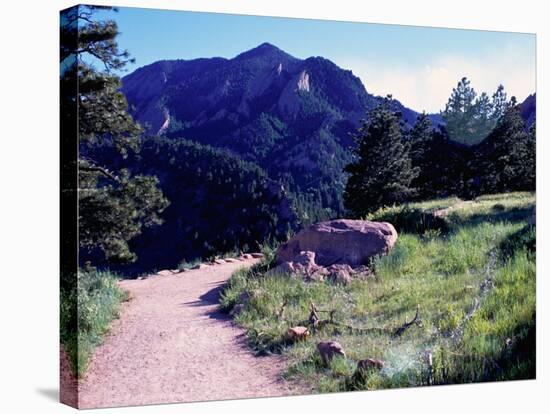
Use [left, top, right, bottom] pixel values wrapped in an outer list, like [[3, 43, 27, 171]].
[[77, 258, 300, 408]]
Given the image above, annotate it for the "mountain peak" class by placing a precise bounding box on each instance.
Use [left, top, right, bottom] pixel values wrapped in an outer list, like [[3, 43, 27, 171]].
[[234, 42, 292, 61], [256, 42, 280, 51]]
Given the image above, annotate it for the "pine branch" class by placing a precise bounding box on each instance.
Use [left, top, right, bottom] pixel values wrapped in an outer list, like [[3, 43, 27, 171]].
[[79, 163, 119, 182]]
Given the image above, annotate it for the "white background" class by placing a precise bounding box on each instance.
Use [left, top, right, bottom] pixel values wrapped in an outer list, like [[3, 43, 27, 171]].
[[0, 0, 547, 412]]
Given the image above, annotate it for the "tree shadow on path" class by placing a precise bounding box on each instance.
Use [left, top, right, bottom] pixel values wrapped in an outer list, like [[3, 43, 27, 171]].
[[180, 281, 231, 321]]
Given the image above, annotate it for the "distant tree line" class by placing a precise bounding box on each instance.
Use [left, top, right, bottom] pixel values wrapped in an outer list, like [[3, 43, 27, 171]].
[[344, 81, 535, 217]]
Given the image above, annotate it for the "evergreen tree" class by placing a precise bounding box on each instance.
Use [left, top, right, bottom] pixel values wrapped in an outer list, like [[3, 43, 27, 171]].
[[442, 78, 512, 145], [442, 77, 478, 145], [430, 128, 474, 198], [410, 113, 433, 167], [409, 113, 435, 199], [343, 96, 419, 216], [523, 122, 536, 190], [61, 6, 168, 263], [473, 92, 494, 140], [491, 84, 510, 121], [476, 103, 534, 193]]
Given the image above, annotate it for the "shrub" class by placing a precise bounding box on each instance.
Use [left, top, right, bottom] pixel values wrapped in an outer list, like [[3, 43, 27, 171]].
[[60, 269, 128, 377], [367, 205, 448, 234]]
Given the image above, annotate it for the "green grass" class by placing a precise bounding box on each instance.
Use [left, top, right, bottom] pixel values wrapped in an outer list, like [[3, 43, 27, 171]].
[[220, 192, 535, 392], [60, 269, 129, 377]]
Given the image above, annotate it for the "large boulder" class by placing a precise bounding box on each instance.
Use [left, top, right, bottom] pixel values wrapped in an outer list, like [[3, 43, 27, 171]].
[[277, 219, 397, 267]]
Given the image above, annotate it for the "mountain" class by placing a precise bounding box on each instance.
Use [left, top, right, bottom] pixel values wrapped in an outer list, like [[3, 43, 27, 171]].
[[121, 43, 436, 218], [520, 93, 536, 127]]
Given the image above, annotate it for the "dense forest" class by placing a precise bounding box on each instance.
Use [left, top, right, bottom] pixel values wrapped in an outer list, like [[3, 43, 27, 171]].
[[83, 137, 300, 272]]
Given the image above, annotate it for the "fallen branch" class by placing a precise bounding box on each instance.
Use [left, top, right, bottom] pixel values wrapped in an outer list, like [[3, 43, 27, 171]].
[[392, 305, 421, 337], [294, 302, 422, 338], [305, 302, 391, 335]]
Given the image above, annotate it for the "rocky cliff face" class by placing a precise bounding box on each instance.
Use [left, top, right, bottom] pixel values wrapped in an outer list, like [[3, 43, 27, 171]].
[[121, 43, 384, 138]]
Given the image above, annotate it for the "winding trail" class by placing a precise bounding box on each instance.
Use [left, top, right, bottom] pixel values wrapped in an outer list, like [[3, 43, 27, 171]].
[[77, 257, 300, 408]]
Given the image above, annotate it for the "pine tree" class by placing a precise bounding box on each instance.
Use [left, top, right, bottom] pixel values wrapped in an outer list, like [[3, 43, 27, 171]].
[[409, 113, 435, 199], [523, 122, 536, 190], [442, 77, 478, 145], [410, 113, 433, 166], [343, 96, 419, 216], [442, 78, 511, 145], [491, 84, 510, 121], [476, 103, 534, 193], [473, 92, 494, 140], [61, 6, 168, 263]]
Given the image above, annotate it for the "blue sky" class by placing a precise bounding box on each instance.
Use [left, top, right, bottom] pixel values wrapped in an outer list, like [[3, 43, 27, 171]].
[[100, 6, 535, 113]]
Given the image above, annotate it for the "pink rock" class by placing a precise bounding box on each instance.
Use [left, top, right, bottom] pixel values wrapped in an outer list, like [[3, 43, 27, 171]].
[[270, 261, 295, 275], [277, 219, 397, 267], [286, 326, 310, 341], [292, 251, 330, 280], [357, 358, 385, 371], [317, 341, 346, 364], [307, 267, 329, 282], [292, 251, 318, 274], [327, 264, 355, 284]]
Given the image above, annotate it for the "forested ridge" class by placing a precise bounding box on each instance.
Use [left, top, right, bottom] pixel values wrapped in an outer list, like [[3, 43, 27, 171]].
[[84, 137, 300, 272]]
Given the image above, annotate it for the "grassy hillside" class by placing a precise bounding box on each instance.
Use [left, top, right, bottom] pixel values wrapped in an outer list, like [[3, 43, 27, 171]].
[[220, 192, 535, 391]]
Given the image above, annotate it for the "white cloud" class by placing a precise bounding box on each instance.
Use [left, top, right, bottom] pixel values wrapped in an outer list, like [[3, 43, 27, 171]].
[[339, 45, 535, 113]]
